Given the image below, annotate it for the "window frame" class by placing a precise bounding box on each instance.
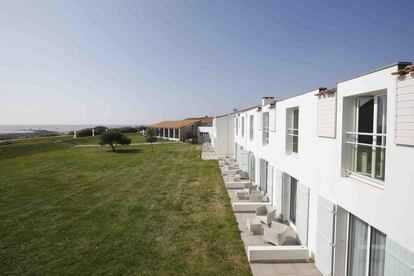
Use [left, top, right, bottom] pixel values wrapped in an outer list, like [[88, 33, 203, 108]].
[[249, 115, 254, 141], [286, 107, 299, 154], [346, 214, 386, 276], [345, 94, 387, 184]]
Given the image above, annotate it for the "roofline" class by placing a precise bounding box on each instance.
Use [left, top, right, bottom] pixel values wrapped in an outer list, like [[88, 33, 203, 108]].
[[337, 61, 412, 84], [215, 112, 234, 118], [233, 105, 261, 115]]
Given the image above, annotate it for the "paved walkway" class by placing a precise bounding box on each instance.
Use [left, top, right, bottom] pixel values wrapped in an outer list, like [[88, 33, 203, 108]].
[[219, 167, 322, 275]]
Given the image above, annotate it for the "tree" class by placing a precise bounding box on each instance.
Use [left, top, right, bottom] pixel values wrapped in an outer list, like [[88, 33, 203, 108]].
[[100, 131, 131, 152], [145, 128, 157, 152]]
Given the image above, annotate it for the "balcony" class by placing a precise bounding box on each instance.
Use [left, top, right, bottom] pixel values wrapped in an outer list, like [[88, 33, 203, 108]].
[[345, 131, 386, 183]]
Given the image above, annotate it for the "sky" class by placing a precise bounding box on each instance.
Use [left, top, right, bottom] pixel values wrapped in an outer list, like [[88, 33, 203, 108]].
[[1, 0, 413, 125]]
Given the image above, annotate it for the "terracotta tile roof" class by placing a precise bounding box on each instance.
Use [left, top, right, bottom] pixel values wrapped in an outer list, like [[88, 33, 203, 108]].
[[184, 117, 214, 124], [150, 119, 201, 128]]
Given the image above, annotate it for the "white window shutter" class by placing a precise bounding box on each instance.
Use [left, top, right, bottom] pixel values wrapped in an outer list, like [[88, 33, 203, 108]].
[[239, 150, 249, 173], [396, 74, 414, 145], [315, 195, 336, 276], [317, 92, 337, 138], [258, 111, 262, 130], [269, 109, 276, 132], [274, 169, 283, 213], [296, 182, 309, 246]]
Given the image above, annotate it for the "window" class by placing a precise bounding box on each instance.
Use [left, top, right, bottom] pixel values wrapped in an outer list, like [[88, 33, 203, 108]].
[[249, 115, 254, 140], [175, 129, 179, 138], [347, 215, 386, 276], [345, 95, 387, 181], [287, 108, 299, 153], [236, 117, 239, 136], [241, 117, 245, 137], [262, 112, 269, 145]]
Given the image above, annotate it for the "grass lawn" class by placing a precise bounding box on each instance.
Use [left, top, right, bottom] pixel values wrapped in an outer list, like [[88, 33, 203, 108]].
[[63, 133, 147, 145], [0, 140, 250, 274]]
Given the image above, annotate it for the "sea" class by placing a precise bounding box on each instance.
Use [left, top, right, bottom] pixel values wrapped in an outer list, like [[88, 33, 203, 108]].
[[0, 125, 137, 134]]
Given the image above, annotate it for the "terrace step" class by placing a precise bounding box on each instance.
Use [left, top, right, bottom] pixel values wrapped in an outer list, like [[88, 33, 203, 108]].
[[233, 202, 272, 212], [248, 245, 310, 263], [225, 181, 252, 189]]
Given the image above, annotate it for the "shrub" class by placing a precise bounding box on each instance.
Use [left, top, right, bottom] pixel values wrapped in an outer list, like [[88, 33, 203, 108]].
[[99, 131, 131, 151]]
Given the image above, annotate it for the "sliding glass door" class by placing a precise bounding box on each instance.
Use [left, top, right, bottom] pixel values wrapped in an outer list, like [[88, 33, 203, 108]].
[[369, 228, 386, 276], [347, 214, 386, 276], [347, 216, 368, 276]]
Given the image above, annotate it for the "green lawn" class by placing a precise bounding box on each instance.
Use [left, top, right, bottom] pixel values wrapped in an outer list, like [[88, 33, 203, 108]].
[[0, 140, 250, 274], [63, 133, 147, 145]]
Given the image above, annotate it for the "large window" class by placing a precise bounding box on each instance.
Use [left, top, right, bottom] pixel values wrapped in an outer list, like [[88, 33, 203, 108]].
[[347, 215, 386, 276], [262, 112, 269, 145], [249, 115, 254, 140], [345, 95, 387, 181], [287, 108, 299, 154], [174, 129, 179, 139], [241, 117, 245, 137]]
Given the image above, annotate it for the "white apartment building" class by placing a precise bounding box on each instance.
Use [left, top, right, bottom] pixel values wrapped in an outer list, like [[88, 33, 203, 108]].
[[214, 62, 414, 275]]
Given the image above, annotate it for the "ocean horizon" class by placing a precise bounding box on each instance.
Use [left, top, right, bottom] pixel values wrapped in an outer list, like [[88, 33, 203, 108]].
[[0, 124, 140, 134]]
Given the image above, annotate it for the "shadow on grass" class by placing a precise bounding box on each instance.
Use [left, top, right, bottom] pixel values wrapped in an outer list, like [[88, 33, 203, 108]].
[[111, 149, 143, 154]]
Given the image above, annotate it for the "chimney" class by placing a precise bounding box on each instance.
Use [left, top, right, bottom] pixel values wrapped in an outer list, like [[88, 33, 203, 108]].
[[261, 96, 275, 106]]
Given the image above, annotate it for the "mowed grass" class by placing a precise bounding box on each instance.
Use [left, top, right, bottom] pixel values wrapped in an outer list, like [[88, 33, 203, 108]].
[[0, 141, 250, 275], [62, 133, 147, 145]]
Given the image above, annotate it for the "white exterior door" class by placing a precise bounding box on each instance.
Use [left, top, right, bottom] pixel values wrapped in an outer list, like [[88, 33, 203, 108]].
[[274, 169, 283, 213], [316, 195, 336, 276], [295, 182, 309, 246]]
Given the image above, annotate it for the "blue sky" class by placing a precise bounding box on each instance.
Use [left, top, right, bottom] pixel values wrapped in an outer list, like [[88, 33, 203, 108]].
[[1, 0, 413, 125]]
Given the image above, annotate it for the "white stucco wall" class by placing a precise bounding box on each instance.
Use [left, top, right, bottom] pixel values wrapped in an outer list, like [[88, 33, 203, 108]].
[[232, 64, 414, 258]]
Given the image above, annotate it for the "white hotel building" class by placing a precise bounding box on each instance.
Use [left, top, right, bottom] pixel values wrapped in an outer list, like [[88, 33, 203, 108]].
[[210, 62, 414, 275]]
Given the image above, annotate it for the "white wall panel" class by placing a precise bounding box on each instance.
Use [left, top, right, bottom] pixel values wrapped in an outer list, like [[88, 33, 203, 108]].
[[296, 183, 310, 246], [396, 74, 414, 145], [317, 92, 336, 138]]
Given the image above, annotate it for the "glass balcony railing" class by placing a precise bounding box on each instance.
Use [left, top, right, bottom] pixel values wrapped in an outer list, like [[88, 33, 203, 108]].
[[345, 132, 386, 181]]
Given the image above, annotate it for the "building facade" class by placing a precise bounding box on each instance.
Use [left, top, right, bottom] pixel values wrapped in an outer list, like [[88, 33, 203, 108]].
[[150, 117, 213, 143], [213, 62, 414, 275]]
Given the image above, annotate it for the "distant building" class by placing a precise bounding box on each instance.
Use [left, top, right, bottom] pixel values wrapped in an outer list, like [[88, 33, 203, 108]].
[[149, 116, 213, 143]]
